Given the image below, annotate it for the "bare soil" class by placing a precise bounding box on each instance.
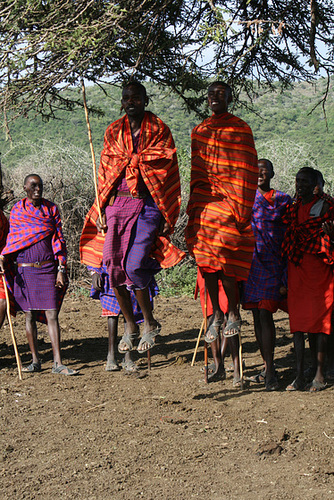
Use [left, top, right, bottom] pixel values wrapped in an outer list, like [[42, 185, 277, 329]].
[[1, 293, 334, 499]]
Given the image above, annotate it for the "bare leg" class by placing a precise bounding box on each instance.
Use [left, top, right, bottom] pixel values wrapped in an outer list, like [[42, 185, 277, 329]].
[[327, 333, 334, 376], [221, 325, 228, 360], [203, 272, 224, 341], [292, 331, 305, 388], [208, 315, 228, 381], [0, 298, 6, 329], [134, 287, 156, 333], [208, 337, 226, 382], [309, 332, 327, 384], [250, 309, 266, 380], [106, 316, 120, 370], [45, 309, 78, 375], [221, 272, 239, 326], [307, 333, 318, 377], [258, 309, 276, 382], [113, 286, 138, 352], [45, 309, 62, 365], [228, 335, 240, 382], [25, 311, 39, 364], [211, 338, 221, 369], [135, 287, 159, 352], [252, 309, 264, 358]]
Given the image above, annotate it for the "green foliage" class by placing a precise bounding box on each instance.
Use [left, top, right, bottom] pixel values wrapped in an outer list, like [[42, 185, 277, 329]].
[[1, 79, 332, 177], [1, 0, 333, 125], [156, 261, 197, 297], [0, 0, 209, 120]]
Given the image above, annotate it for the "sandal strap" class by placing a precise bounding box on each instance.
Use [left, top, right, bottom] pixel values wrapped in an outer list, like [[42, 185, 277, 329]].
[[223, 319, 242, 338], [204, 322, 222, 344], [137, 323, 161, 352], [118, 330, 139, 352]]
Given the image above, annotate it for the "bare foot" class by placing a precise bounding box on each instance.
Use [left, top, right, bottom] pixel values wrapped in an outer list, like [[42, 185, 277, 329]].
[[208, 363, 226, 383]]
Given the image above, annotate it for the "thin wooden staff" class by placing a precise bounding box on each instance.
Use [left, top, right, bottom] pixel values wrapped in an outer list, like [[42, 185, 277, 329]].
[[81, 79, 104, 234], [2, 275, 22, 380], [204, 283, 208, 384], [238, 326, 244, 391], [191, 318, 205, 367], [147, 347, 151, 371]]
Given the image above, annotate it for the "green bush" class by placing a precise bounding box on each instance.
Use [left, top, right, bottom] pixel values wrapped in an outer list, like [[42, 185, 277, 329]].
[[156, 261, 197, 297]]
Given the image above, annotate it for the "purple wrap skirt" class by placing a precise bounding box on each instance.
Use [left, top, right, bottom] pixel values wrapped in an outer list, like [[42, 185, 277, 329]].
[[103, 194, 162, 290], [14, 236, 58, 311]]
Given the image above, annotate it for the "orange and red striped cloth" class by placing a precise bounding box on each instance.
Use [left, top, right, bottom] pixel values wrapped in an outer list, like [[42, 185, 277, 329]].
[[80, 111, 185, 269], [185, 112, 258, 280]]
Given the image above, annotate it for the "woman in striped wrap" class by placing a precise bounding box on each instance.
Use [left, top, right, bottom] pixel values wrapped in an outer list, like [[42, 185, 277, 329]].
[[185, 82, 258, 383]]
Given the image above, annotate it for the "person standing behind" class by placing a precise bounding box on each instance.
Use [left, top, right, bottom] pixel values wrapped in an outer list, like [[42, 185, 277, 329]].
[[0, 174, 77, 375], [89, 264, 158, 372], [313, 169, 334, 381], [185, 81, 258, 385], [80, 82, 184, 355], [242, 159, 291, 391], [282, 167, 334, 391]]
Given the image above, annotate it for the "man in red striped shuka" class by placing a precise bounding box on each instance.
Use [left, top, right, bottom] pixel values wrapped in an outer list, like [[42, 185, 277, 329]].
[[185, 82, 258, 384], [80, 82, 185, 359]]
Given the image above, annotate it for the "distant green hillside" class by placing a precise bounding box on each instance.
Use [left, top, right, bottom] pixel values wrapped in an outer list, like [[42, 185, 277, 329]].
[[1, 78, 333, 171]]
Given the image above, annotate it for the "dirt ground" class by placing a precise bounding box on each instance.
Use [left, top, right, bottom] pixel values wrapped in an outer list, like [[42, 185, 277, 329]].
[[0, 292, 333, 499]]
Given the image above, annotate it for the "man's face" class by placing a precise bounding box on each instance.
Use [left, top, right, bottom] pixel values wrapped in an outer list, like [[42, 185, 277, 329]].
[[121, 86, 146, 119], [207, 84, 230, 115], [258, 161, 273, 189], [295, 171, 315, 199], [24, 176, 43, 203]]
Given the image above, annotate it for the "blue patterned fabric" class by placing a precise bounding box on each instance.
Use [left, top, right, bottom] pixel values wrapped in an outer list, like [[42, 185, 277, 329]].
[[87, 265, 158, 322], [243, 190, 291, 303]]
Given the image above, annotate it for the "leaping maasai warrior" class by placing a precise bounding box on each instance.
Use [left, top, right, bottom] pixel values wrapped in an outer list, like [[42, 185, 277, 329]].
[[242, 159, 291, 391], [185, 81, 258, 385], [0, 174, 78, 375], [80, 82, 184, 361]]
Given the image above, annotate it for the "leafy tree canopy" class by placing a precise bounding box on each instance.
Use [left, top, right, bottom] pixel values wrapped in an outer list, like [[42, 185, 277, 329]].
[[0, 0, 333, 124]]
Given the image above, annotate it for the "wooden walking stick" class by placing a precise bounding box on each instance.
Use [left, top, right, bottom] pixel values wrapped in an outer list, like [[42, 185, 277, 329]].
[[2, 275, 22, 380], [204, 284, 208, 384], [191, 318, 205, 367], [81, 79, 104, 235], [238, 328, 244, 390], [147, 347, 151, 371]]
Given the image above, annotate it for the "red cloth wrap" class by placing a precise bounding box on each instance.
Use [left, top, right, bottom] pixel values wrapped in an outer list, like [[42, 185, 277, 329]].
[[80, 111, 185, 268], [2, 198, 66, 264], [185, 112, 258, 280]]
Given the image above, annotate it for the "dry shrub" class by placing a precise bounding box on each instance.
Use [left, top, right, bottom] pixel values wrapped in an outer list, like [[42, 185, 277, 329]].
[[257, 137, 333, 196]]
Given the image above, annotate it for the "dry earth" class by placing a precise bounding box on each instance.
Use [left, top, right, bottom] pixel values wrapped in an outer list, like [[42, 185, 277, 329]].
[[0, 293, 333, 499]]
